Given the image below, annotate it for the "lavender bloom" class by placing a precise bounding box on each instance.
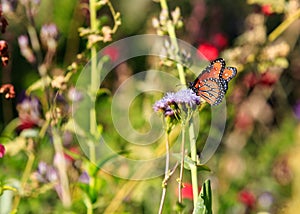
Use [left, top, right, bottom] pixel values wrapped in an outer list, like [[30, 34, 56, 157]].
[[40, 23, 59, 50], [40, 23, 58, 40], [34, 162, 58, 183], [153, 89, 200, 117], [293, 101, 300, 120], [18, 35, 36, 63], [78, 171, 90, 184], [68, 87, 83, 102]]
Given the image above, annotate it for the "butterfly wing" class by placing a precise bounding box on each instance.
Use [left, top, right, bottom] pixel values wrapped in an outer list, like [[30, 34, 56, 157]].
[[220, 66, 237, 92], [190, 78, 224, 105], [199, 58, 225, 79], [189, 58, 236, 106]]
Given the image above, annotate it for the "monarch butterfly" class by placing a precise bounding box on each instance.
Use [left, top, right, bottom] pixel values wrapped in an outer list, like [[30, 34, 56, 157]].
[[189, 58, 237, 106]]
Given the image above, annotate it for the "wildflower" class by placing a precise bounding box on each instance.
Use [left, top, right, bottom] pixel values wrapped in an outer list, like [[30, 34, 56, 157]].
[[34, 162, 58, 183], [257, 192, 274, 210], [18, 35, 36, 63], [0, 144, 5, 158], [40, 23, 58, 50], [153, 89, 200, 117], [261, 4, 273, 16], [197, 42, 219, 61], [212, 33, 228, 50], [238, 189, 256, 208], [79, 171, 90, 184], [40, 23, 58, 41], [16, 95, 42, 133], [259, 71, 278, 87], [293, 101, 300, 120], [182, 183, 194, 200], [103, 46, 119, 62], [243, 73, 259, 89]]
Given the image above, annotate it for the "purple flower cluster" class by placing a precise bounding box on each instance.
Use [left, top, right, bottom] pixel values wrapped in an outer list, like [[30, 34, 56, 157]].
[[153, 89, 200, 117], [33, 162, 58, 183]]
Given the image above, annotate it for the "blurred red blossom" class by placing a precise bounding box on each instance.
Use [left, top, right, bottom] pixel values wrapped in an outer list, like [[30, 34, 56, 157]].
[[182, 183, 194, 200], [261, 4, 273, 16], [176, 183, 199, 200], [238, 189, 256, 208], [259, 71, 279, 87], [212, 33, 228, 50], [103, 46, 119, 62], [243, 73, 259, 89], [197, 42, 219, 61], [0, 144, 5, 158]]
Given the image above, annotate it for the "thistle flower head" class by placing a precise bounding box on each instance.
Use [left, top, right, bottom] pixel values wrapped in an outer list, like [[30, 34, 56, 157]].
[[153, 89, 200, 117]]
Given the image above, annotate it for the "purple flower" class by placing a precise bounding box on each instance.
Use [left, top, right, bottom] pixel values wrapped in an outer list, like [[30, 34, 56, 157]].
[[293, 101, 300, 120], [68, 87, 83, 102], [153, 89, 200, 117], [40, 23, 58, 40], [79, 171, 90, 184], [16, 95, 42, 133], [34, 162, 58, 183]]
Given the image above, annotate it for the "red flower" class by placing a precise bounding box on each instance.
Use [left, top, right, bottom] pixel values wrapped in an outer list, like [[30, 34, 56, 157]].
[[212, 33, 228, 50], [243, 73, 259, 89], [238, 190, 256, 208], [261, 5, 273, 16], [103, 46, 119, 62], [197, 42, 219, 61], [259, 71, 278, 87], [182, 183, 194, 200], [0, 144, 5, 158]]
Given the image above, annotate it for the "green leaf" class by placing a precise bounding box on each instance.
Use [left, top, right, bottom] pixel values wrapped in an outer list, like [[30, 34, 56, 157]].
[[196, 164, 211, 172], [193, 179, 212, 214]]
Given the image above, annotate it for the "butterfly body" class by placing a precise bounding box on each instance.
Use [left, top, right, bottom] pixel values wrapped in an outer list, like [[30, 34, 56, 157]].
[[189, 58, 237, 106]]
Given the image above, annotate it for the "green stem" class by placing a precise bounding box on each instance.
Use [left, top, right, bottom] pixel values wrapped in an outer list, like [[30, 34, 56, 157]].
[[159, 0, 186, 86], [268, 8, 300, 42], [189, 119, 199, 209], [12, 149, 35, 212], [89, 0, 99, 163], [178, 123, 186, 204], [158, 133, 170, 214]]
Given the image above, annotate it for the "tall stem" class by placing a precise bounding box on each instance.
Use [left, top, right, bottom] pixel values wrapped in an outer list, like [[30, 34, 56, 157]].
[[178, 124, 186, 204], [158, 133, 170, 214], [189, 119, 199, 208], [88, 0, 99, 162], [159, 0, 186, 86], [11, 150, 35, 212]]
